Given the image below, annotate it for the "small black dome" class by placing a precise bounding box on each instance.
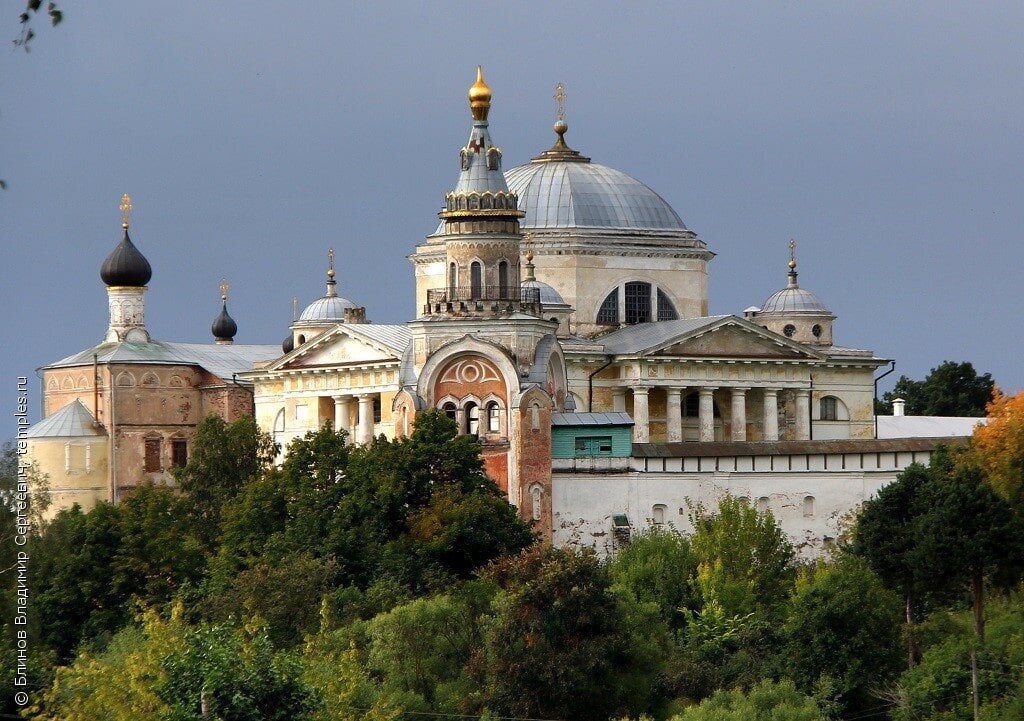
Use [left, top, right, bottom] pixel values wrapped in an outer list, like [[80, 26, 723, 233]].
[[100, 228, 152, 287], [211, 303, 238, 341], [282, 334, 295, 354]]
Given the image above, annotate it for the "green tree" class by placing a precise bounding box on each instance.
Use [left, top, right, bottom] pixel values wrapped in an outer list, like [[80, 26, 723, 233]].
[[671, 679, 827, 721], [783, 555, 905, 717], [689, 495, 795, 620], [364, 591, 487, 711], [852, 463, 933, 666], [29, 503, 124, 659], [174, 415, 277, 551], [910, 465, 1024, 646], [879, 361, 995, 416], [156, 620, 317, 721], [480, 546, 662, 721], [609, 526, 699, 632], [112, 481, 205, 604]]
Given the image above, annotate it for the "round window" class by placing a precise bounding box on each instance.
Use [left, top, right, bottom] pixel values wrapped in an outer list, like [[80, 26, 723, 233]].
[[812, 324, 823, 338], [783, 324, 796, 338]]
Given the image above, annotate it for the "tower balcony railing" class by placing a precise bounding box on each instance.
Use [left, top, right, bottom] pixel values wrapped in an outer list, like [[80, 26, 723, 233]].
[[426, 286, 540, 305], [423, 285, 542, 316]]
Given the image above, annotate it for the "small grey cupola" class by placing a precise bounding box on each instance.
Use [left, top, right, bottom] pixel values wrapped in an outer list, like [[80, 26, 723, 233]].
[[747, 240, 836, 346], [211, 278, 238, 345], [102, 194, 152, 343]]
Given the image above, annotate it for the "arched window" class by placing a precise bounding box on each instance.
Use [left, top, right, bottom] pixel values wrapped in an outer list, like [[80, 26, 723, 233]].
[[442, 402, 457, 422], [531, 402, 541, 431], [657, 289, 678, 321], [756, 496, 769, 514], [498, 261, 509, 298], [596, 290, 618, 325], [820, 396, 838, 421], [469, 195, 480, 210], [481, 194, 492, 209], [652, 504, 667, 525], [470, 262, 483, 299], [530, 484, 543, 522], [465, 402, 479, 436], [486, 402, 501, 433], [624, 281, 653, 324], [448, 262, 458, 295], [803, 496, 815, 518]]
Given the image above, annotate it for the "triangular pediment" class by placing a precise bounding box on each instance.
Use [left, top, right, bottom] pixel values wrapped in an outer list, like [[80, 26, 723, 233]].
[[272, 326, 402, 371], [649, 318, 822, 360]]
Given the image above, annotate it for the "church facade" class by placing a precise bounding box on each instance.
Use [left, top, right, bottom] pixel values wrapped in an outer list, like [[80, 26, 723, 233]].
[[28, 68, 963, 552]]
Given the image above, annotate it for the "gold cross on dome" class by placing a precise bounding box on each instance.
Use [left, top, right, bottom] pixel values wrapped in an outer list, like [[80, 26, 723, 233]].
[[789, 238, 797, 262], [554, 82, 566, 122], [119, 193, 133, 228], [523, 231, 534, 259], [220, 277, 229, 302]]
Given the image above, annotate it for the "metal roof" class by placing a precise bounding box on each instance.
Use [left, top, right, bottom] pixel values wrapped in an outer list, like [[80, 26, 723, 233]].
[[341, 324, 412, 355], [595, 316, 730, 355], [27, 399, 104, 438], [551, 412, 634, 426], [505, 161, 687, 230], [453, 120, 510, 194], [758, 286, 831, 314], [298, 295, 358, 322], [44, 340, 281, 381]]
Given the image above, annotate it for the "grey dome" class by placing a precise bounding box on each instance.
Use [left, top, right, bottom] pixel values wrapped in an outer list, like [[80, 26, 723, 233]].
[[505, 161, 687, 231], [759, 286, 831, 315], [299, 295, 358, 323], [101, 229, 152, 287], [522, 279, 566, 306], [211, 303, 237, 341]]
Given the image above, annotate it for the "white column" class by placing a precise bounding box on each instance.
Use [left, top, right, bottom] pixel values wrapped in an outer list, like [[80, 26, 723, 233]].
[[666, 387, 683, 443], [699, 387, 717, 442], [616, 285, 626, 326], [730, 387, 748, 442], [357, 393, 375, 445], [763, 389, 779, 442], [632, 387, 650, 443], [333, 395, 351, 441], [795, 389, 811, 440], [612, 387, 627, 413]]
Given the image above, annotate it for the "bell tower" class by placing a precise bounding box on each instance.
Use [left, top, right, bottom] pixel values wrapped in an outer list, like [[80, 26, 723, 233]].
[[420, 67, 540, 318]]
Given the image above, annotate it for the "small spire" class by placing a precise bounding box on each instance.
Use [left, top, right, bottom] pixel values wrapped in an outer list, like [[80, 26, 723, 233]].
[[119, 193, 132, 229], [468, 65, 492, 121], [523, 232, 536, 282], [292, 296, 299, 321], [220, 277, 229, 303], [531, 82, 590, 163], [787, 239, 798, 287], [325, 248, 337, 297]]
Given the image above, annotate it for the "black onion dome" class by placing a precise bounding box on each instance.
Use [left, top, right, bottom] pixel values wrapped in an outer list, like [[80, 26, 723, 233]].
[[211, 303, 238, 341], [282, 334, 295, 354], [100, 228, 152, 287]]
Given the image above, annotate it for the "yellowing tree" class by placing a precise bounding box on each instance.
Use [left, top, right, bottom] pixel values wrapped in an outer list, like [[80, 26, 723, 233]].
[[969, 390, 1024, 512]]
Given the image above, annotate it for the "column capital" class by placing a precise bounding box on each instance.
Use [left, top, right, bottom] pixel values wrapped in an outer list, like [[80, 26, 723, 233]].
[[358, 392, 376, 401], [730, 386, 750, 394], [763, 387, 780, 397], [331, 394, 351, 401], [699, 386, 718, 395], [631, 386, 650, 396], [794, 388, 811, 398], [667, 386, 685, 396]]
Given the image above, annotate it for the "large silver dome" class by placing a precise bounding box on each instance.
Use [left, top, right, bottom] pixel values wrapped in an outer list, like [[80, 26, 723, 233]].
[[505, 161, 687, 231]]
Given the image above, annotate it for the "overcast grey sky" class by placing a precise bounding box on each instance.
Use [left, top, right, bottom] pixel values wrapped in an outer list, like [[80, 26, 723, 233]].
[[3, 1, 1023, 428]]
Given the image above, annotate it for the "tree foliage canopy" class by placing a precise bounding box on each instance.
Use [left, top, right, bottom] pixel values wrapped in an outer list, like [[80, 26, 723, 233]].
[[880, 360, 995, 417]]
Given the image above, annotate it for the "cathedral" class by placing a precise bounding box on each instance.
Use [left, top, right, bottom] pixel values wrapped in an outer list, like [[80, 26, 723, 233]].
[[26, 68, 967, 554]]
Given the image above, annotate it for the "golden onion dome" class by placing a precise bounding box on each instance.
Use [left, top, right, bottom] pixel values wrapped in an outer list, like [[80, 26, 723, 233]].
[[468, 65, 491, 121]]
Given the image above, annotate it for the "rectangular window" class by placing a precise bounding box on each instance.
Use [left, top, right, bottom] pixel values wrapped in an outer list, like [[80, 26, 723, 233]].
[[295, 404, 308, 422], [574, 435, 614, 458], [624, 281, 652, 324], [487, 405, 501, 433], [171, 439, 188, 468], [820, 396, 838, 421], [144, 438, 162, 472]]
